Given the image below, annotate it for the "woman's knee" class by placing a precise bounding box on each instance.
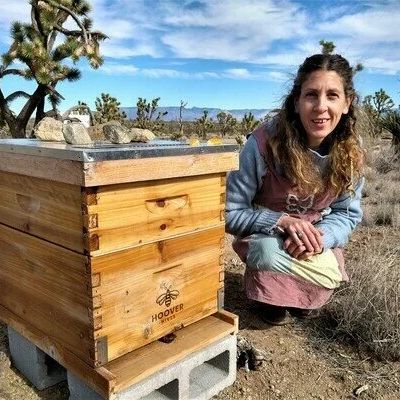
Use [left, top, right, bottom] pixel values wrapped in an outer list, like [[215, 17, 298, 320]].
[[247, 236, 282, 270]]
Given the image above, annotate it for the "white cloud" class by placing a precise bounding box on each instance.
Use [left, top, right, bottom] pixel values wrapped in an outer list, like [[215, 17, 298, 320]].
[[224, 69, 252, 79], [318, 4, 400, 43], [267, 71, 291, 82], [0, 1, 30, 45], [362, 57, 400, 75], [97, 63, 220, 79], [161, 0, 308, 61], [97, 63, 264, 80], [101, 42, 160, 58], [100, 64, 139, 74], [1, 0, 399, 78], [0, 2, 29, 24]]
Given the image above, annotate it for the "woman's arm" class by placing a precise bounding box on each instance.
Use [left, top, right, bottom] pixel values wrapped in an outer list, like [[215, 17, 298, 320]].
[[225, 136, 284, 237], [314, 177, 364, 249]]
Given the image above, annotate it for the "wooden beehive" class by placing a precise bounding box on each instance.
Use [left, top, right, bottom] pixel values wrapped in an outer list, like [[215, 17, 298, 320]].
[[0, 139, 239, 369]]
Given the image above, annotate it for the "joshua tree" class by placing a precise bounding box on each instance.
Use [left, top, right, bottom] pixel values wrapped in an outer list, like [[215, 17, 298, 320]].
[[135, 97, 167, 130], [94, 93, 126, 123], [366, 89, 395, 118], [194, 110, 213, 140], [178, 100, 187, 137], [363, 89, 395, 135], [0, 0, 107, 138], [319, 39, 363, 75], [75, 100, 90, 115], [319, 40, 336, 55], [216, 111, 237, 137], [240, 112, 258, 135], [380, 110, 400, 156]]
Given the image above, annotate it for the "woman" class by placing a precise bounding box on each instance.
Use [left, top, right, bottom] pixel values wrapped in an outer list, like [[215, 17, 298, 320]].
[[225, 54, 364, 325]]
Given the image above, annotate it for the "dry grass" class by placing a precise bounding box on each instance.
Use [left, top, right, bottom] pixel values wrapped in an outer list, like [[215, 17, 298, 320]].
[[361, 142, 400, 228], [328, 230, 400, 360], [319, 136, 400, 361]]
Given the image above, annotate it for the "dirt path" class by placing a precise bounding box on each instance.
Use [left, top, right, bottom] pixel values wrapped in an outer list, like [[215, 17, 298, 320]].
[[0, 234, 399, 400]]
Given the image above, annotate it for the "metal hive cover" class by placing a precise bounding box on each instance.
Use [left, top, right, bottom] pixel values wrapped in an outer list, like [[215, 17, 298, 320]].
[[0, 139, 239, 162]]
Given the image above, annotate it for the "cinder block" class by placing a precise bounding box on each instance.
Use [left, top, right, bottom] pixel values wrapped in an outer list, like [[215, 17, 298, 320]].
[[68, 333, 237, 400], [7, 326, 67, 390], [68, 371, 104, 400]]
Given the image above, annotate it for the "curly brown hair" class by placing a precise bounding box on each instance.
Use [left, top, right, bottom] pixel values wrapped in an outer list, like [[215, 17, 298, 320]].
[[269, 54, 364, 196]]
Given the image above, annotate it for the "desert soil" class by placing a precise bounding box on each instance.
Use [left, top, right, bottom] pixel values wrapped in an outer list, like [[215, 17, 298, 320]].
[[0, 230, 399, 400]]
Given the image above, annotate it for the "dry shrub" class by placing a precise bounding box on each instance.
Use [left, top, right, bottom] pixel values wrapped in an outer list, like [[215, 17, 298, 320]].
[[356, 107, 376, 146], [360, 203, 400, 228], [370, 145, 399, 174], [374, 155, 396, 174], [374, 204, 400, 227], [328, 232, 400, 360]]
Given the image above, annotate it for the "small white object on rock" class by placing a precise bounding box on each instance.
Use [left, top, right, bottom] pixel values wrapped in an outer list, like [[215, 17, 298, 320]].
[[33, 117, 64, 141], [63, 122, 92, 145]]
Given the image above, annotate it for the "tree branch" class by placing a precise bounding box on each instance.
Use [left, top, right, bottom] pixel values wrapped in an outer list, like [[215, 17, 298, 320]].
[[16, 84, 47, 124], [53, 25, 82, 37], [5, 91, 31, 103], [0, 68, 28, 78], [42, 0, 89, 45], [31, 0, 45, 38], [46, 85, 65, 100], [48, 10, 69, 51], [0, 88, 16, 126]]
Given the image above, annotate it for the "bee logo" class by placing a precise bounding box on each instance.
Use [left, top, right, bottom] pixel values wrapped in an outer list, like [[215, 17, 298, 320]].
[[156, 283, 180, 307]]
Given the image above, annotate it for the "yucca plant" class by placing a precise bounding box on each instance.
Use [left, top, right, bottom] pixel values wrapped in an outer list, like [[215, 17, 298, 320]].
[[240, 112, 259, 135], [94, 93, 127, 124], [0, 0, 107, 138], [135, 97, 167, 130]]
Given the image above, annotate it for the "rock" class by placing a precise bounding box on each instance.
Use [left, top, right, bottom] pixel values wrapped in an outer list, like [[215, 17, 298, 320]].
[[63, 122, 92, 145], [33, 117, 64, 141], [130, 128, 155, 142], [237, 335, 267, 371], [0, 350, 11, 370], [103, 123, 131, 144]]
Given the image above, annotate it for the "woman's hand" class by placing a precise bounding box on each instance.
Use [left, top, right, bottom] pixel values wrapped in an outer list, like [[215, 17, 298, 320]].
[[277, 214, 323, 260]]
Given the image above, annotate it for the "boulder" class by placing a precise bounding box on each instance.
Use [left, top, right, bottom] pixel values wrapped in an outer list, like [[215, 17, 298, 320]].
[[103, 123, 131, 144], [130, 128, 155, 142], [33, 117, 64, 141], [63, 122, 92, 145]]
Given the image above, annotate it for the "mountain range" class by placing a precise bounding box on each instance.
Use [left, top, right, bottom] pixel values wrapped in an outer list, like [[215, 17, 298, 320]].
[[120, 106, 271, 121]]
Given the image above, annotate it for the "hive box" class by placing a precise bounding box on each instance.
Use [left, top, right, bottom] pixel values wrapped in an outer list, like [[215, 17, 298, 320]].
[[0, 139, 239, 369]]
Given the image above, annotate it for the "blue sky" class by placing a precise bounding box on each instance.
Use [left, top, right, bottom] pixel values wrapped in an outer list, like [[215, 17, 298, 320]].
[[0, 0, 399, 114]]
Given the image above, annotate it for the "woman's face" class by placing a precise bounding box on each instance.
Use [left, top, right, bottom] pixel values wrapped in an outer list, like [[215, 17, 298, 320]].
[[295, 70, 352, 148]]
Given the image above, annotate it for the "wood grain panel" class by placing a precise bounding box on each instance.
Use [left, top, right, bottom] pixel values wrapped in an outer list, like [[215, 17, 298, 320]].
[[0, 171, 84, 252], [0, 224, 93, 363], [0, 151, 83, 185], [90, 226, 225, 362], [0, 304, 115, 399], [107, 312, 238, 392], [84, 174, 225, 255], [0, 305, 236, 399], [83, 152, 239, 186]]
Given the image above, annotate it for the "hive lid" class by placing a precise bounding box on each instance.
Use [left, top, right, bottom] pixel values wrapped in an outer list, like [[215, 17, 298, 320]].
[[0, 139, 239, 162]]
